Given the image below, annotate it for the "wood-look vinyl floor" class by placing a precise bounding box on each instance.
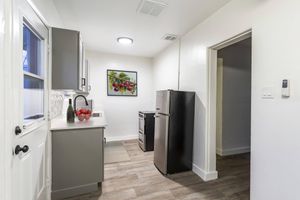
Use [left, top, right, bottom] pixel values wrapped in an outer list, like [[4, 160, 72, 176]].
[[65, 140, 250, 200], [104, 141, 130, 164]]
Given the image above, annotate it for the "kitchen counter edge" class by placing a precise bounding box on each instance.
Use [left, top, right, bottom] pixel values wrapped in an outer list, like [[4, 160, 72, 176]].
[[50, 116, 107, 131]]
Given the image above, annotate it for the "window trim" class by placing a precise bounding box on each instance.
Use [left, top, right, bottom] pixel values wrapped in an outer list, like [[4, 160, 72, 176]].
[[23, 71, 44, 81], [22, 20, 46, 129], [23, 18, 45, 41], [23, 22, 44, 78]]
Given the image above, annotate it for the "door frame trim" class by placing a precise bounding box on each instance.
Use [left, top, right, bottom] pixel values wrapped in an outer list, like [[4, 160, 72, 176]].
[[206, 29, 252, 179], [216, 58, 223, 156], [1, 0, 13, 199]]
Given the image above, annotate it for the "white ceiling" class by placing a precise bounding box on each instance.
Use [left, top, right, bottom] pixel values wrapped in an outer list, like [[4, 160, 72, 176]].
[[53, 0, 230, 57]]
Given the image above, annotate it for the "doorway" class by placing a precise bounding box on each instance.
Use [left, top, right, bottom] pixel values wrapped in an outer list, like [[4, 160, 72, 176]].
[[214, 35, 252, 198], [216, 37, 251, 157]]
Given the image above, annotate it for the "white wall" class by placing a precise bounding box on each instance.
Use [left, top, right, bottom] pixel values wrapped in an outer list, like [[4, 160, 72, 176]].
[[153, 41, 180, 91], [154, 0, 300, 199], [177, 0, 257, 180], [251, 1, 300, 199], [86, 51, 155, 141], [30, 0, 63, 27], [217, 39, 251, 155]]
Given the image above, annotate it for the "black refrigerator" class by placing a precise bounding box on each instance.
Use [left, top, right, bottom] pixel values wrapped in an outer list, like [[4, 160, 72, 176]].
[[154, 90, 195, 175]]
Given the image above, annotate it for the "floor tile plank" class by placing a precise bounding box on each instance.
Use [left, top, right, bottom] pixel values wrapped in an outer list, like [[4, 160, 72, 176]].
[[65, 140, 250, 200]]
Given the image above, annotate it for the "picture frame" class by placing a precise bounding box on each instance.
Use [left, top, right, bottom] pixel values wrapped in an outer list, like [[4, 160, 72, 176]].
[[107, 69, 138, 96]]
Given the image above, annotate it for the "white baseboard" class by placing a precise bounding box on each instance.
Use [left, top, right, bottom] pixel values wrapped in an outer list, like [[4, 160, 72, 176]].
[[192, 164, 218, 181], [106, 134, 138, 142], [216, 148, 223, 156], [217, 146, 250, 156]]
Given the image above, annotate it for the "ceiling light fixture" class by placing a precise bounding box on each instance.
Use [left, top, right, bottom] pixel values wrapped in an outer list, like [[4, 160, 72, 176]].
[[117, 37, 133, 45]]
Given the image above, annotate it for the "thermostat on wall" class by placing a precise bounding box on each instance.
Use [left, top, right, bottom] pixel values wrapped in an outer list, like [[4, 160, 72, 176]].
[[282, 79, 290, 98]]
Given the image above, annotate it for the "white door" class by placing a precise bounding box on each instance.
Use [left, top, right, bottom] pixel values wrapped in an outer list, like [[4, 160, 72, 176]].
[[11, 0, 49, 199]]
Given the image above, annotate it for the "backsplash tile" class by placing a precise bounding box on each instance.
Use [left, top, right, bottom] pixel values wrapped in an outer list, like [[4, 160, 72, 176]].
[[50, 91, 64, 119]]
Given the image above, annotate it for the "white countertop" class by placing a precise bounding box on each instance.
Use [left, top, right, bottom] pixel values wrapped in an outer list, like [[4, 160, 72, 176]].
[[50, 113, 107, 131]]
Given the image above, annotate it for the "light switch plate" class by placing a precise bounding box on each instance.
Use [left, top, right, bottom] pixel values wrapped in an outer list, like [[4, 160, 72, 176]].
[[262, 87, 275, 99]]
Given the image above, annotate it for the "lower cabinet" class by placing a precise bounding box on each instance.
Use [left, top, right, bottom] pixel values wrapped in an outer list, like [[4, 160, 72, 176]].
[[51, 128, 104, 200]]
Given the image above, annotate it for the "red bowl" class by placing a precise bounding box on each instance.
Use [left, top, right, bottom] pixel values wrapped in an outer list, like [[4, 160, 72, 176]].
[[77, 114, 85, 121], [85, 114, 91, 120]]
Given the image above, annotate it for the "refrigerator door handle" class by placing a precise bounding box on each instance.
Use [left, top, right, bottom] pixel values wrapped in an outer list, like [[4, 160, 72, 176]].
[[158, 113, 170, 116]]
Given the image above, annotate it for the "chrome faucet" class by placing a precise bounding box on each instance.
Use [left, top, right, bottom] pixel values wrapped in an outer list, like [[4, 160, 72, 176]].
[[73, 95, 88, 112]]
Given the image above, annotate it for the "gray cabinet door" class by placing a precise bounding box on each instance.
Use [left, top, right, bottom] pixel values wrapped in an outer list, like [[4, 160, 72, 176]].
[[52, 128, 104, 195], [52, 27, 82, 91]]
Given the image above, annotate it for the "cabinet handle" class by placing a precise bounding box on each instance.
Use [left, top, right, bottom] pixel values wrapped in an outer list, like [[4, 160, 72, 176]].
[[15, 145, 29, 155], [82, 78, 86, 86]]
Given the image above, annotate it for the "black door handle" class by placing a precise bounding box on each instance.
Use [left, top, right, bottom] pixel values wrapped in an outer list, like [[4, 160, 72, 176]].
[[15, 145, 29, 155], [15, 126, 22, 135]]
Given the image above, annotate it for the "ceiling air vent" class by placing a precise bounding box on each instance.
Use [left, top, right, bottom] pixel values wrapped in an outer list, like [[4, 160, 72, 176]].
[[162, 34, 177, 41], [137, 0, 168, 17]]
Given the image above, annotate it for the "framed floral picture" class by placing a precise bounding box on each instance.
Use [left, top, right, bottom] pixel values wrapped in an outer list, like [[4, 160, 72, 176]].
[[107, 69, 137, 96]]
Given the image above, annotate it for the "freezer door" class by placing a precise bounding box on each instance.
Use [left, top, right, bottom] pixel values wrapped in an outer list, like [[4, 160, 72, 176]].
[[156, 90, 170, 115], [154, 114, 169, 174]]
